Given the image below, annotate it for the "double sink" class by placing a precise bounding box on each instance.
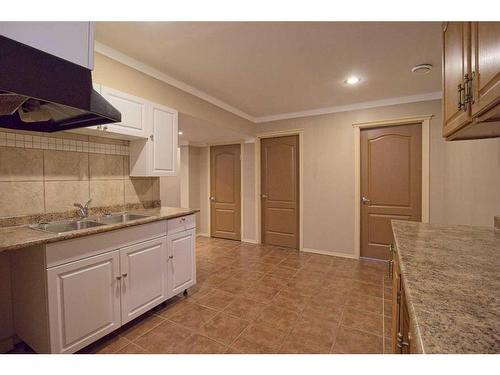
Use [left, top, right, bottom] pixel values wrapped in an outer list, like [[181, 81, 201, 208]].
[[30, 213, 152, 235]]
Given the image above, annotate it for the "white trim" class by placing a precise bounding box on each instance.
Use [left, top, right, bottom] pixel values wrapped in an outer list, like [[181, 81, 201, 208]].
[[255, 92, 442, 123], [95, 42, 256, 123], [302, 247, 358, 260], [255, 129, 304, 251], [95, 42, 442, 126], [242, 238, 258, 244], [353, 115, 432, 259]]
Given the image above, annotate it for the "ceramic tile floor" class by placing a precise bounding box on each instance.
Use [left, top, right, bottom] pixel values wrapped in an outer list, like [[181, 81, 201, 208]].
[[9, 236, 393, 354]]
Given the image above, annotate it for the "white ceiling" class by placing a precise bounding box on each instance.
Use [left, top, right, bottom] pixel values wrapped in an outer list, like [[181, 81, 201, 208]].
[[95, 22, 442, 120]]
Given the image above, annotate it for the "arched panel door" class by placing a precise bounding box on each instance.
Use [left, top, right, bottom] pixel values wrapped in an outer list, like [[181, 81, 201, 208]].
[[210, 144, 241, 240], [360, 124, 422, 260]]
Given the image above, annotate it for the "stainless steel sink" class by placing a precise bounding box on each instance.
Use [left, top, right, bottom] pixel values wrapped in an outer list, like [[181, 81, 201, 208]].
[[95, 213, 151, 225], [30, 219, 105, 234]]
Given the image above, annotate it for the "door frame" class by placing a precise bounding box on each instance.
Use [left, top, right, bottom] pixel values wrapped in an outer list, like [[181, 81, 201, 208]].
[[207, 142, 244, 240], [353, 115, 432, 259], [255, 129, 304, 251]]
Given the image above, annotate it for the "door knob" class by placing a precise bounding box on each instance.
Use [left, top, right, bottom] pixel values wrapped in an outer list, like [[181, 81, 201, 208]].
[[261, 194, 268, 199], [361, 196, 371, 205], [209, 196, 216, 201]]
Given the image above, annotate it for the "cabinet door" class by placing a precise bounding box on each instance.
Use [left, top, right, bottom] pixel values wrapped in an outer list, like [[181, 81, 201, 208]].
[[0, 22, 94, 69], [120, 237, 167, 324], [100, 86, 148, 139], [442, 22, 472, 137], [47, 250, 121, 354], [391, 252, 401, 354], [471, 22, 500, 118], [167, 229, 196, 297], [150, 102, 178, 176]]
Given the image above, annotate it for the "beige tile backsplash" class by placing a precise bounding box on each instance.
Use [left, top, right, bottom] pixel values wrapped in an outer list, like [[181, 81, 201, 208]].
[[0, 130, 160, 218]]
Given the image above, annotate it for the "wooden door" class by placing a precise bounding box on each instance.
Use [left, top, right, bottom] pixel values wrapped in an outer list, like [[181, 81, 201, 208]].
[[120, 237, 167, 324], [360, 125, 422, 260], [442, 22, 472, 137], [167, 228, 197, 297], [210, 144, 241, 240], [261, 135, 299, 249], [471, 22, 500, 118], [47, 250, 121, 354]]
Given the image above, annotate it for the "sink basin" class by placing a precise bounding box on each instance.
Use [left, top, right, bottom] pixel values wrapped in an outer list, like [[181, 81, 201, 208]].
[[31, 220, 105, 234], [95, 213, 151, 225]]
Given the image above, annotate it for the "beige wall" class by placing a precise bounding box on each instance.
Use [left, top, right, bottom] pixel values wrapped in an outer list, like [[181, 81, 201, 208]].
[[242, 142, 256, 242], [160, 148, 181, 207], [92, 53, 255, 138], [188, 146, 201, 232], [256, 99, 500, 256], [0, 131, 159, 218]]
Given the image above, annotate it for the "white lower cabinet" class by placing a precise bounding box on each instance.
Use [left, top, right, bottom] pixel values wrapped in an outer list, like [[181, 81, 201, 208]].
[[167, 229, 196, 297], [10, 217, 196, 353], [47, 251, 122, 354], [120, 237, 167, 324]]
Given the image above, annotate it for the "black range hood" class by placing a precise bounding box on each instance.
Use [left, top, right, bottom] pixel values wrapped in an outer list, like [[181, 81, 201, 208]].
[[0, 35, 121, 132]]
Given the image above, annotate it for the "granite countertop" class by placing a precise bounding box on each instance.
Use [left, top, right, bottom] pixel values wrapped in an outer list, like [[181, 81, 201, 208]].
[[392, 220, 500, 354], [0, 207, 199, 253]]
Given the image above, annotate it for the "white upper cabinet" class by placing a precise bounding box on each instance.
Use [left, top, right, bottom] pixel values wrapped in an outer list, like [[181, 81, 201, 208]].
[[129, 102, 178, 177], [0, 22, 94, 69], [99, 86, 148, 139]]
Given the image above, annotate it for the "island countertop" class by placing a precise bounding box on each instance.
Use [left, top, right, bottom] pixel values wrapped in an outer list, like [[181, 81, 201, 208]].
[[391, 220, 500, 354], [0, 207, 199, 253]]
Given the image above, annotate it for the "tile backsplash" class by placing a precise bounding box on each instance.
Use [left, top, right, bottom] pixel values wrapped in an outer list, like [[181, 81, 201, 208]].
[[0, 130, 159, 218]]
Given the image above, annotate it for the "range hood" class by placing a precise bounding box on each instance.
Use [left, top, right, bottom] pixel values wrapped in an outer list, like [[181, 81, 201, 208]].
[[0, 35, 121, 132]]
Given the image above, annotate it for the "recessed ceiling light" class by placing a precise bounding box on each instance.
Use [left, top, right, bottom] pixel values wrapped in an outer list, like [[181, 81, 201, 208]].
[[412, 64, 433, 75], [345, 76, 361, 85], [178, 131, 183, 135]]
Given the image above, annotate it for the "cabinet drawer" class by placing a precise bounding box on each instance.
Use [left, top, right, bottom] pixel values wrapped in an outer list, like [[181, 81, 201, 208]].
[[167, 214, 195, 235], [46, 220, 167, 268]]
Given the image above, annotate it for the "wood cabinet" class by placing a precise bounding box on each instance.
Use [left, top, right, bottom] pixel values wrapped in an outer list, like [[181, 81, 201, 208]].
[[167, 228, 196, 297], [120, 237, 167, 324], [130, 102, 178, 177], [0, 22, 95, 69], [391, 243, 413, 354], [442, 22, 500, 140], [11, 216, 195, 353]]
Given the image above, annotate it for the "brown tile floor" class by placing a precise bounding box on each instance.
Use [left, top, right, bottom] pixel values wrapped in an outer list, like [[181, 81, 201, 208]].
[[9, 237, 393, 354]]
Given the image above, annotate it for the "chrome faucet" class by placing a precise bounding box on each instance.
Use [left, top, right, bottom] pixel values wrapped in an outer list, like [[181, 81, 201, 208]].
[[74, 199, 92, 218]]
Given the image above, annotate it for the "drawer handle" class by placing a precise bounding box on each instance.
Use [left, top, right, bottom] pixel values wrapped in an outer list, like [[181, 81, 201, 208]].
[[181, 217, 186, 222], [169, 255, 174, 259]]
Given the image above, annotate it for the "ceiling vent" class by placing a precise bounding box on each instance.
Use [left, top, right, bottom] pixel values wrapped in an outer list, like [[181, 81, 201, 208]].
[[411, 64, 433, 75]]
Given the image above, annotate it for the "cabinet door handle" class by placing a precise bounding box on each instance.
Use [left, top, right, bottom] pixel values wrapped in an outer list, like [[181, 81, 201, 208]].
[[122, 273, 128, 278], [116, 275, 122, 280], [168, 255, 174, 259], [150, 134, 154, 141]]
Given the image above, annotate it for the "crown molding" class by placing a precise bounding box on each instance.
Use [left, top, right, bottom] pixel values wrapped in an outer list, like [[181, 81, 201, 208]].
[[95, 42, 441, 125], [94, 42, 256, 123], [253, 91, 442, 123]]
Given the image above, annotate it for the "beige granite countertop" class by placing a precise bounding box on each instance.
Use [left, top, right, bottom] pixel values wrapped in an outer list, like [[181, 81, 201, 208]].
[[392, 220, 500, 354], [0, 207, 199, 253]]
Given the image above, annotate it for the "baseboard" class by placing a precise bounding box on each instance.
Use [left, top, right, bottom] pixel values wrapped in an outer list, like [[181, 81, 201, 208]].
[[196, 233, 210, 238], [0, 337, 14, 353], [302, 247, 358, 260], [242, 238, 258, 244]]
